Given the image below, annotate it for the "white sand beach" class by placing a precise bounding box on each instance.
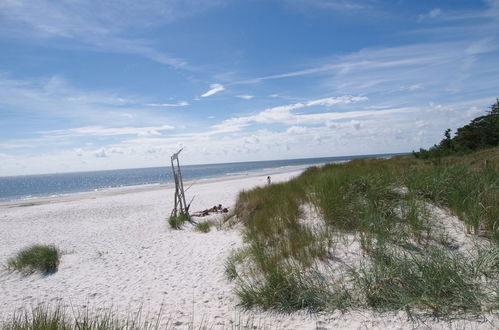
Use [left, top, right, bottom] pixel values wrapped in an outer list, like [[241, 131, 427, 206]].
[[0, 168, 497, 329]]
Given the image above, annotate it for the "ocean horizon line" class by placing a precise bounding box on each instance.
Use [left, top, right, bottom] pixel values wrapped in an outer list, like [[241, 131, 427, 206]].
[[0, 152, 409, 178]]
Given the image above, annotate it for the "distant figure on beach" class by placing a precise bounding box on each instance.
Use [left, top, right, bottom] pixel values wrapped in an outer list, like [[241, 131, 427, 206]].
[[267, 176, 271, 185]]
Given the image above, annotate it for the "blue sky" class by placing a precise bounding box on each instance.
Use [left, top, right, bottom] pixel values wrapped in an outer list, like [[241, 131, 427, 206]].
[[1, 0, 498, 175]]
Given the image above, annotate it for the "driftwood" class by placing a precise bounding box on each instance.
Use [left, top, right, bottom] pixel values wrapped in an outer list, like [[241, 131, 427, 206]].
[[170, 149, 192, 222]]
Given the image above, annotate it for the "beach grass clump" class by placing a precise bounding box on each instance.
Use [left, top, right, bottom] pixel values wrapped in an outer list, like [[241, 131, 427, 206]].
[[405, 160, 499, 242], [195, 220, 214, 233], [168, 212, 189, 230], [2, 305, 70, 330], [0, 304, 265, 330], [354, 246, 482, 314], [234, 265, 352, 313], [7, 244, 60, 275], [224, 248, 249, 280], [1, 305, 156, 330]]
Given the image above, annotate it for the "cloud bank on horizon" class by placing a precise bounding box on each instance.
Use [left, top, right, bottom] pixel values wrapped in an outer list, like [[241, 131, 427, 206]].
[[0, 0, 498, 175]]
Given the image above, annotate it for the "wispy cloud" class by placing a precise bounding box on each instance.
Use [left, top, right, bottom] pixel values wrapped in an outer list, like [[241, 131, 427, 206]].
[[283, 0, 371, 12], [418, 8, 442, 21], [236, 95, 254, 100], [146, 101, 189, 107], [0, 0, 225, 69], [234, 52, 435, 85], [41, 125, 175, 137], [0, 74, 178, 132], [235, 0, 499, 89], [234, 37, 499, 108], [201, 83, 225, 97]]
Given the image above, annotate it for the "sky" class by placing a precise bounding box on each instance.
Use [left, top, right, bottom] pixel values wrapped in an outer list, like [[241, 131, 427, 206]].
[[0, 0, 498, 176]]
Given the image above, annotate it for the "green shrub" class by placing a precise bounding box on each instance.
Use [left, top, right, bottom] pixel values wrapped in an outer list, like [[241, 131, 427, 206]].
[[168, 212, 189, 229], [195, 220, 214, 233], [7, 244, 60, 274]]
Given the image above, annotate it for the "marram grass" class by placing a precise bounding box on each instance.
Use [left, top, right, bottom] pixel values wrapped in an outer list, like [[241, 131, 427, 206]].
[[195, 220, 214, 233], [7, 244, 60, 275], [0, 304, 266, 330], [168, 212, 189, 230], [229, 147, 499, 314]]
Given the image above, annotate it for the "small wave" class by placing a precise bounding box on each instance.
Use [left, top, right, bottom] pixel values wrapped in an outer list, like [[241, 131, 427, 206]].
[[225, 172, 249, 176]]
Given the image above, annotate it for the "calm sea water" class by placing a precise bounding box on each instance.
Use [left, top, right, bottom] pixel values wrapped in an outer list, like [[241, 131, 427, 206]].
[[0, 153, 403, 202]]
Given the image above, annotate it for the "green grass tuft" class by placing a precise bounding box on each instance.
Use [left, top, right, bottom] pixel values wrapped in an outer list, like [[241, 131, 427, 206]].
[[7, 244, 60, 275], [354, 247, 482, 314], [168, 212, 189, 230], [195, 220, 214, 233], [0, 304, 265, 330]]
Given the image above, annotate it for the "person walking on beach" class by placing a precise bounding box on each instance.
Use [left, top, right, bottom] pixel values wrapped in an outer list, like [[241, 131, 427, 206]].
[[267, 176, 271, 185]]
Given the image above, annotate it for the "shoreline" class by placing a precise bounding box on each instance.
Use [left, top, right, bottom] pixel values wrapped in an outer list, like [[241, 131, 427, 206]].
[[0, 163, 319, 209], [1, 151, 403, 207]]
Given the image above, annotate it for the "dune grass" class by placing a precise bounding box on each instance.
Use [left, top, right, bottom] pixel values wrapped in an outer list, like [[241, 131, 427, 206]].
[[1, 305, 132, 330], [0, 304, 264, 330], [195, 220, 215, 233], [355, 246, 482, 314], [404, 164, 499, 241], [168, 212, 189, 230], [228, 147, 499, 314], [7, 244, 60, 275]]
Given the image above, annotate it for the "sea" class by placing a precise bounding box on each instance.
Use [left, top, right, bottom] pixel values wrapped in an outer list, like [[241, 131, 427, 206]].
[[0, 153, 404, 203]]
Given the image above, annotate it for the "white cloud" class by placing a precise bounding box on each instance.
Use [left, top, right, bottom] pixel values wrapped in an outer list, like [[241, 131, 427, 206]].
[[286, 126, 308, 134], [418, 8, 442, 21], [2, 97, 493, 176], [74, 148, 84, 157], [211, 95, 374, 132], [466, 106, 484, 117], [428, 8, 442, 18], [236, 95, 254, 100], [201, 84, 225, 97], [82, 146, 129, 159], [306, 96, 368, 107], [42, 125, 174, 137], [400, 84, 423, 91], [94, 148, 108, 158], [350, 120, 362, 130], [146, 101, 189, 107], [284, 0, 370, 12], [0, 74, 182, 134]]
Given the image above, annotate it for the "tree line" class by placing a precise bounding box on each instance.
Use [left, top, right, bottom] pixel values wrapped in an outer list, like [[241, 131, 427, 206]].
[[413, 99, 499, 159]]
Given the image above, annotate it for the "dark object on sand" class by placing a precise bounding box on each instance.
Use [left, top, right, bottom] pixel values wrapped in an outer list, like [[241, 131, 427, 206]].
[[192, 204, 229, 217]]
